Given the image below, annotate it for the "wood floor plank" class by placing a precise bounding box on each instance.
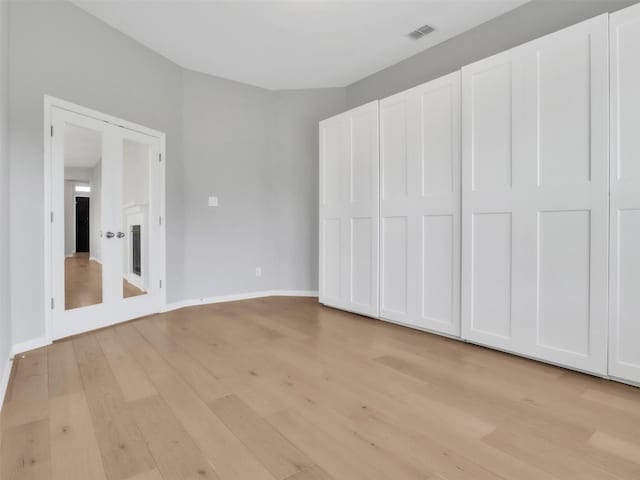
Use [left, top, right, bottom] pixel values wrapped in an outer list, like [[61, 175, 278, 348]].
[[48, 341, 84, 398], [49, 391, 107, 480], [133, 319, 230, 401], [128, 395, 219, 480], [589, 431, 640, 465], [283, 464, 334, 480], [73, 334, 157, 480], [95, 329, 157, 402], [1, 366, 49, 429], [209, 394, 313, 479], [1, 419, 51, 480], [123, 469, 164, 480]]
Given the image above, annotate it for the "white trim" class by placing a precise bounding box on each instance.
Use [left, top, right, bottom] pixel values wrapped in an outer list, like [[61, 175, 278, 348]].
[[162, 290, 319, 313], [0, 356, 12, 415], [12, 336, 51, 356], [44, 95, 167, 344]]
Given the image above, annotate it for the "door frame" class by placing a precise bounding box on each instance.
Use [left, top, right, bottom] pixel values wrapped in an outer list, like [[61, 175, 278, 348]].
[[43, 95, 167, 343]]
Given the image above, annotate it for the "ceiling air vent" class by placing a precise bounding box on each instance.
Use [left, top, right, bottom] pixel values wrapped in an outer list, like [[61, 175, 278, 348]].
[[408, 24, 435, 39]]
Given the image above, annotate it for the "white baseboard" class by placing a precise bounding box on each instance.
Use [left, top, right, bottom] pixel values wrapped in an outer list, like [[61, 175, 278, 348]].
[[12, 335, 51, 356], [0, 355, 12, 415], [162, 290, 318, 313], [90, 256, 102, 264]]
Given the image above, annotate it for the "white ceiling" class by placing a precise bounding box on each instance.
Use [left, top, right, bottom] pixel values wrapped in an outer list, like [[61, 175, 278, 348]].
[[64, 125, 102, 168], [70, 0, 530, 90]]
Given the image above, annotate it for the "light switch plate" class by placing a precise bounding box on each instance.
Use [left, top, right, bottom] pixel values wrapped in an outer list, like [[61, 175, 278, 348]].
[[208, 196, 218, 207]]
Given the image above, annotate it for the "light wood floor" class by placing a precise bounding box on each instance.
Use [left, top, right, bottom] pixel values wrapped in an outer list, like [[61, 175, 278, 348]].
[[65, 253, 146, 310], [2, 297, 640, 480]]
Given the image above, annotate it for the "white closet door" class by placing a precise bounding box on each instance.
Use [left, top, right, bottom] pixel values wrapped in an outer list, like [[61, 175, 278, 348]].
[[380, 72, 461, 336], [609, 3, 640, 384], [319, 101, 379, 317], [462, 15, 609, 374]]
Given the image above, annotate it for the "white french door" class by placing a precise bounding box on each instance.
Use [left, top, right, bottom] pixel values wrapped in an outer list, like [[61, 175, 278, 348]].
[[319, 101, 379, 317], [49, 102, 165, 340], [461, 15, 609, 374]]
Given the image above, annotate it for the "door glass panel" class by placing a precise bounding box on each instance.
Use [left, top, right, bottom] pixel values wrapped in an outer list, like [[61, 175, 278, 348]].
[[122, 138, 150, 299], [63, 124, 104, 310]]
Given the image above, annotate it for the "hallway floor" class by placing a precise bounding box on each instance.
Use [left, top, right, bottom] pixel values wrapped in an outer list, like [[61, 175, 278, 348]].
[[65, 253, 145, 310]]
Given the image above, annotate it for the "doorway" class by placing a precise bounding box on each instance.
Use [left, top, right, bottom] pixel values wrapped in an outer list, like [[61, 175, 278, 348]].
[[75, 196, 90, 252], [45, 97, 166, 341]]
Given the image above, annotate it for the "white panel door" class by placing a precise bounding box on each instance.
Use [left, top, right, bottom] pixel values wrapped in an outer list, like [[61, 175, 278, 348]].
[[380, 72, 461, 336], [462, 15, 609, 374], [319, 101, 379, 317], [609, 3, 640, 384]]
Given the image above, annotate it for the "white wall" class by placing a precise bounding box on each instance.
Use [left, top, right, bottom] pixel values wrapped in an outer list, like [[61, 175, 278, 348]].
[[0, 0, 12, 398]]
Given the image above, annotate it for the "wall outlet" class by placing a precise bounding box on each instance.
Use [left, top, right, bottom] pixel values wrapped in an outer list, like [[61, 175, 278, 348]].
[[255, 267, 262, 277]]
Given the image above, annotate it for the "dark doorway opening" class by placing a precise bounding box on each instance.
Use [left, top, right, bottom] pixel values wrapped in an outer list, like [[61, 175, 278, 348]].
[[75, 196, 90, 253]]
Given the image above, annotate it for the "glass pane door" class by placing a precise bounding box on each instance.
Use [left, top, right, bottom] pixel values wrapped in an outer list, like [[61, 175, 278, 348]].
[[51, 104, 164, 340], [62, 124, 105, 310], [121, 138, 151, 300]]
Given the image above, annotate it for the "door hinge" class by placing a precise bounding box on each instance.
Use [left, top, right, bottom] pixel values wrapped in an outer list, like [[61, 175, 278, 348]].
[[50, 211, 54, 223], [51, 297, 54, 310], [50, 125, 54, 137], [159, 215, 162, 225], [159, 280, 163, 289], [158, 153, 162, 162]]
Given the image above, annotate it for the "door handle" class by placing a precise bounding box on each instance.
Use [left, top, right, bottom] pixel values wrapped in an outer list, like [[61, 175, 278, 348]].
[[117, 232, 125, 238], [105, 232, 115, 239]]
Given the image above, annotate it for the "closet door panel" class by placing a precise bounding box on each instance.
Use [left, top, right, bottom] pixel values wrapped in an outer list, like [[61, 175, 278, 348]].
[[537, 210, 591, 356], [381, 216, 409, 316], [347, 104, 379, 316], [380, 72, 460, 335], [470, 61, 513, 192], [421, 86, 454, 196], [380, 95, 413, 324], [527, 15, 608, 373], [610, 3, 640, 383], [537, 36, 592, 185], [470, 212, 513, 343], [422, 215, 455, 326], [319, 116, 348, 308], [463, 15, 608, 374], [462, 52, 520, 348], [321, 218, 342, 302], [319, 102, 379, 317], [416, 74, 461, 335]]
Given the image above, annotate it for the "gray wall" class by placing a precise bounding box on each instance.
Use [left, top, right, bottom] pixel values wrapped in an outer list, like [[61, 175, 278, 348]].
[[0, 0, 12, 384], [8, 0, 346, 347], [346, 0, 639, 107], [9, 0, 185, 345], [270, 89, 346, 291], [181, 72, 345, 300], [182, 70, 274, 299]]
